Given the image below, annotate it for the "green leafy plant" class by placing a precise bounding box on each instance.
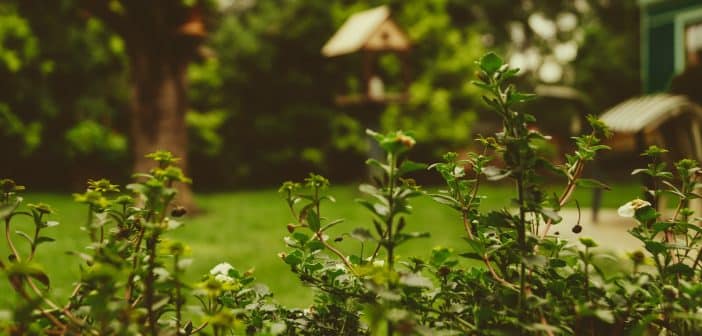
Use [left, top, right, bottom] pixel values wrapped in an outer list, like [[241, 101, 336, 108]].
[[5, 53, 702, 336]]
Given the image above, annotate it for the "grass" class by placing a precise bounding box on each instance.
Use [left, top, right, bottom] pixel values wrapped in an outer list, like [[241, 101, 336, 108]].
[[0, 181, 641, 310]]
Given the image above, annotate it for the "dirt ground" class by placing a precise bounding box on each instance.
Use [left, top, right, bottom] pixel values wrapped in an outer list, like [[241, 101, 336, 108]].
[[546, 208, 642, 252]]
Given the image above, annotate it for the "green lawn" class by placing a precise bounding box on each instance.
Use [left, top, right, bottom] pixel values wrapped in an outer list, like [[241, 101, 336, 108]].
[[0, 182, 641, 309]]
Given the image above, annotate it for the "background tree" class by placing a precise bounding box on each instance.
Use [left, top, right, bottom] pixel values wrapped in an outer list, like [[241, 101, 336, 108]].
[[76, 0, 216, 210], [0, 0, 641, 190], [0, 0, 129, 188]]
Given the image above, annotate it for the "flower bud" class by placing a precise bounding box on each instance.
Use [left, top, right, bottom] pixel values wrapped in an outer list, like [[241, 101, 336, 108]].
[[476, 70, 489, 82], [662, 285, 679, 300], [171, 206, 187, 218], [571, 225, 582, 234], [397, 134, 416, 148], [630, 250, 645, 265], [1, 179, 16, 193], [438, 266, 451, 277]]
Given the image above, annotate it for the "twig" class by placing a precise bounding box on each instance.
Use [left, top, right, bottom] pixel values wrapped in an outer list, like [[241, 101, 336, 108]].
[[541, 161, 584, 238], [316, 231, 357, 275]]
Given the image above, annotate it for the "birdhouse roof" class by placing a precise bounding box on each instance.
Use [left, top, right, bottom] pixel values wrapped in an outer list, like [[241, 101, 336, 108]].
[[600, 94, 702, 133], [322, 6, 410, 57]]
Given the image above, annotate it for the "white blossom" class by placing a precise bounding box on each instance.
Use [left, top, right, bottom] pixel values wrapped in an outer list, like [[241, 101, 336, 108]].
[[210, 262, 234, 276], [554, 41, 578, 63], [528, 13, 556, 40], [556, 12, 578, 32], [215, 273, 235, 284], [509, 52, 527, 71], [153, 267, 170, 283], [617, 199, 652, 218], [509, 22, 526, 45], [538, 59, 563, 83]]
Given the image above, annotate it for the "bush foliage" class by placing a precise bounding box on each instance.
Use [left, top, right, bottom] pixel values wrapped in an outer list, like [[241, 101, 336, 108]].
[[2, 54, 701, 335]]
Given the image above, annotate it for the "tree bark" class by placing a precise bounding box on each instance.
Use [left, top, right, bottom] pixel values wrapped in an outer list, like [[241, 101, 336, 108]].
[[79, 1, 205, 212], [129, 50, 196, 211]]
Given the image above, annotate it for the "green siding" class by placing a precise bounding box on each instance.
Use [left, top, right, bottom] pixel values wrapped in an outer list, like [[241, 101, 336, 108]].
[[642, 0, 702, 93], [646, 0, 702, 16], [646, 23, 675, 92]]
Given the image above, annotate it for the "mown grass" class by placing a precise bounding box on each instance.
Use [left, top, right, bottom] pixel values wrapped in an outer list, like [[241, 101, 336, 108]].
[[0, 181, 640, 309]]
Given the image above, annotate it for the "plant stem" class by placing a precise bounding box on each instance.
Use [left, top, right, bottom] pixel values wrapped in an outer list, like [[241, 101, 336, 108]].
[[316, 231, 356, 274], [145, 234, 159, 336], [387, 153, 396, 271], [517, 173, 527, 310], [125, 225, 146, 302], [5, 217, 21, 262], [174, 255, 182, 335]]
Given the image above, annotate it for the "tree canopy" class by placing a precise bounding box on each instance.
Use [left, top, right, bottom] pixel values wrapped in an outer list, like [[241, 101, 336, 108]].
[[0, 0, 640, 189]]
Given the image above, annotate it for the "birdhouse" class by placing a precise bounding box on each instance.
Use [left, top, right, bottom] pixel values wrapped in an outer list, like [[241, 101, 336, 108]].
[[322, 6, 412, 105], [177, 7, 207, 38]]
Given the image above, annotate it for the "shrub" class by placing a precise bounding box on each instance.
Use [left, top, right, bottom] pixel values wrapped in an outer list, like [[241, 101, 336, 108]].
[[3, 53, 702, 335]]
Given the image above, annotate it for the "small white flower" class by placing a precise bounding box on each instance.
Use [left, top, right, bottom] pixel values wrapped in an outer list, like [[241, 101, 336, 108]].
[[528, 13, 556, 39], [153, 267, 170, 283], [373, 260, 385, 267], [210, 262, 234, 276], [331, 263, 347, 272], [215, 273, 235, 284], [617, 199, 652, 218], [556, 12, 578, 32]]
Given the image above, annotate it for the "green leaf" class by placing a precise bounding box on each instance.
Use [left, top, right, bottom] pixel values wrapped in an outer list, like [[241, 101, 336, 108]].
[[320, 218, 344, 232], [350, 228, 373, 242], [359, 183, 382, 197], [666, 263, 694, 277], [479, 52, 503, 74], [594, 309, 615, 324], [482, 166, 511, 181], [579, 237, 598, 248], [464, 237, 486, 255], [507, 92, 536, 105], [399, 273, 434, 289], [549, 259, 567, 268], [283, 251, 303, 266], [431, 247, 452, 266], [634, 206, 657, 223], [366, 158, 390, 175], [645, 241, 666, 255], [540, 209, 562, 223], [34, 236, 55, 246], [652, 222, 673, 234], [306, 210, 320, 232], [523, 254, 548, 267], [292, 232, 310, 245], [397, 160, 427, 176], [15, 230, 33, 246], [305, 240, 324, 252], [576, 178, 611, 190], [458, 252, 483, 261], [429, 193, 460, 210], [6, 262, 50, 288], [0, 197, 21, 220]]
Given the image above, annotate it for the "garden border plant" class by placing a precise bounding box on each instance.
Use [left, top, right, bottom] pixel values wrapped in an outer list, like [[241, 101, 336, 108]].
[[3, 53, 702, 335]]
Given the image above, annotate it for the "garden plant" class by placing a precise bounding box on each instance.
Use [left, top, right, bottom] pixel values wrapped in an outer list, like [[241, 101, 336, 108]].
[[2, 53, 702, 335]]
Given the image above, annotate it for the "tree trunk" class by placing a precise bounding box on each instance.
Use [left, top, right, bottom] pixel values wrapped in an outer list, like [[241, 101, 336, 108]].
[[129, 50, 197, 211], [78, 1, 205, 212]]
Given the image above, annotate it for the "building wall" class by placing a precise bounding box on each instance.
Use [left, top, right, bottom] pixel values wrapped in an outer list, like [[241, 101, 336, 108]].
[[642, 0, 702, 93]]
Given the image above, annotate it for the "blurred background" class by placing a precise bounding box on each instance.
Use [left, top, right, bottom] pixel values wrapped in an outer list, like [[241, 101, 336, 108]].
[[5, 0, 702, 307], [0, 0, 643, 192]]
